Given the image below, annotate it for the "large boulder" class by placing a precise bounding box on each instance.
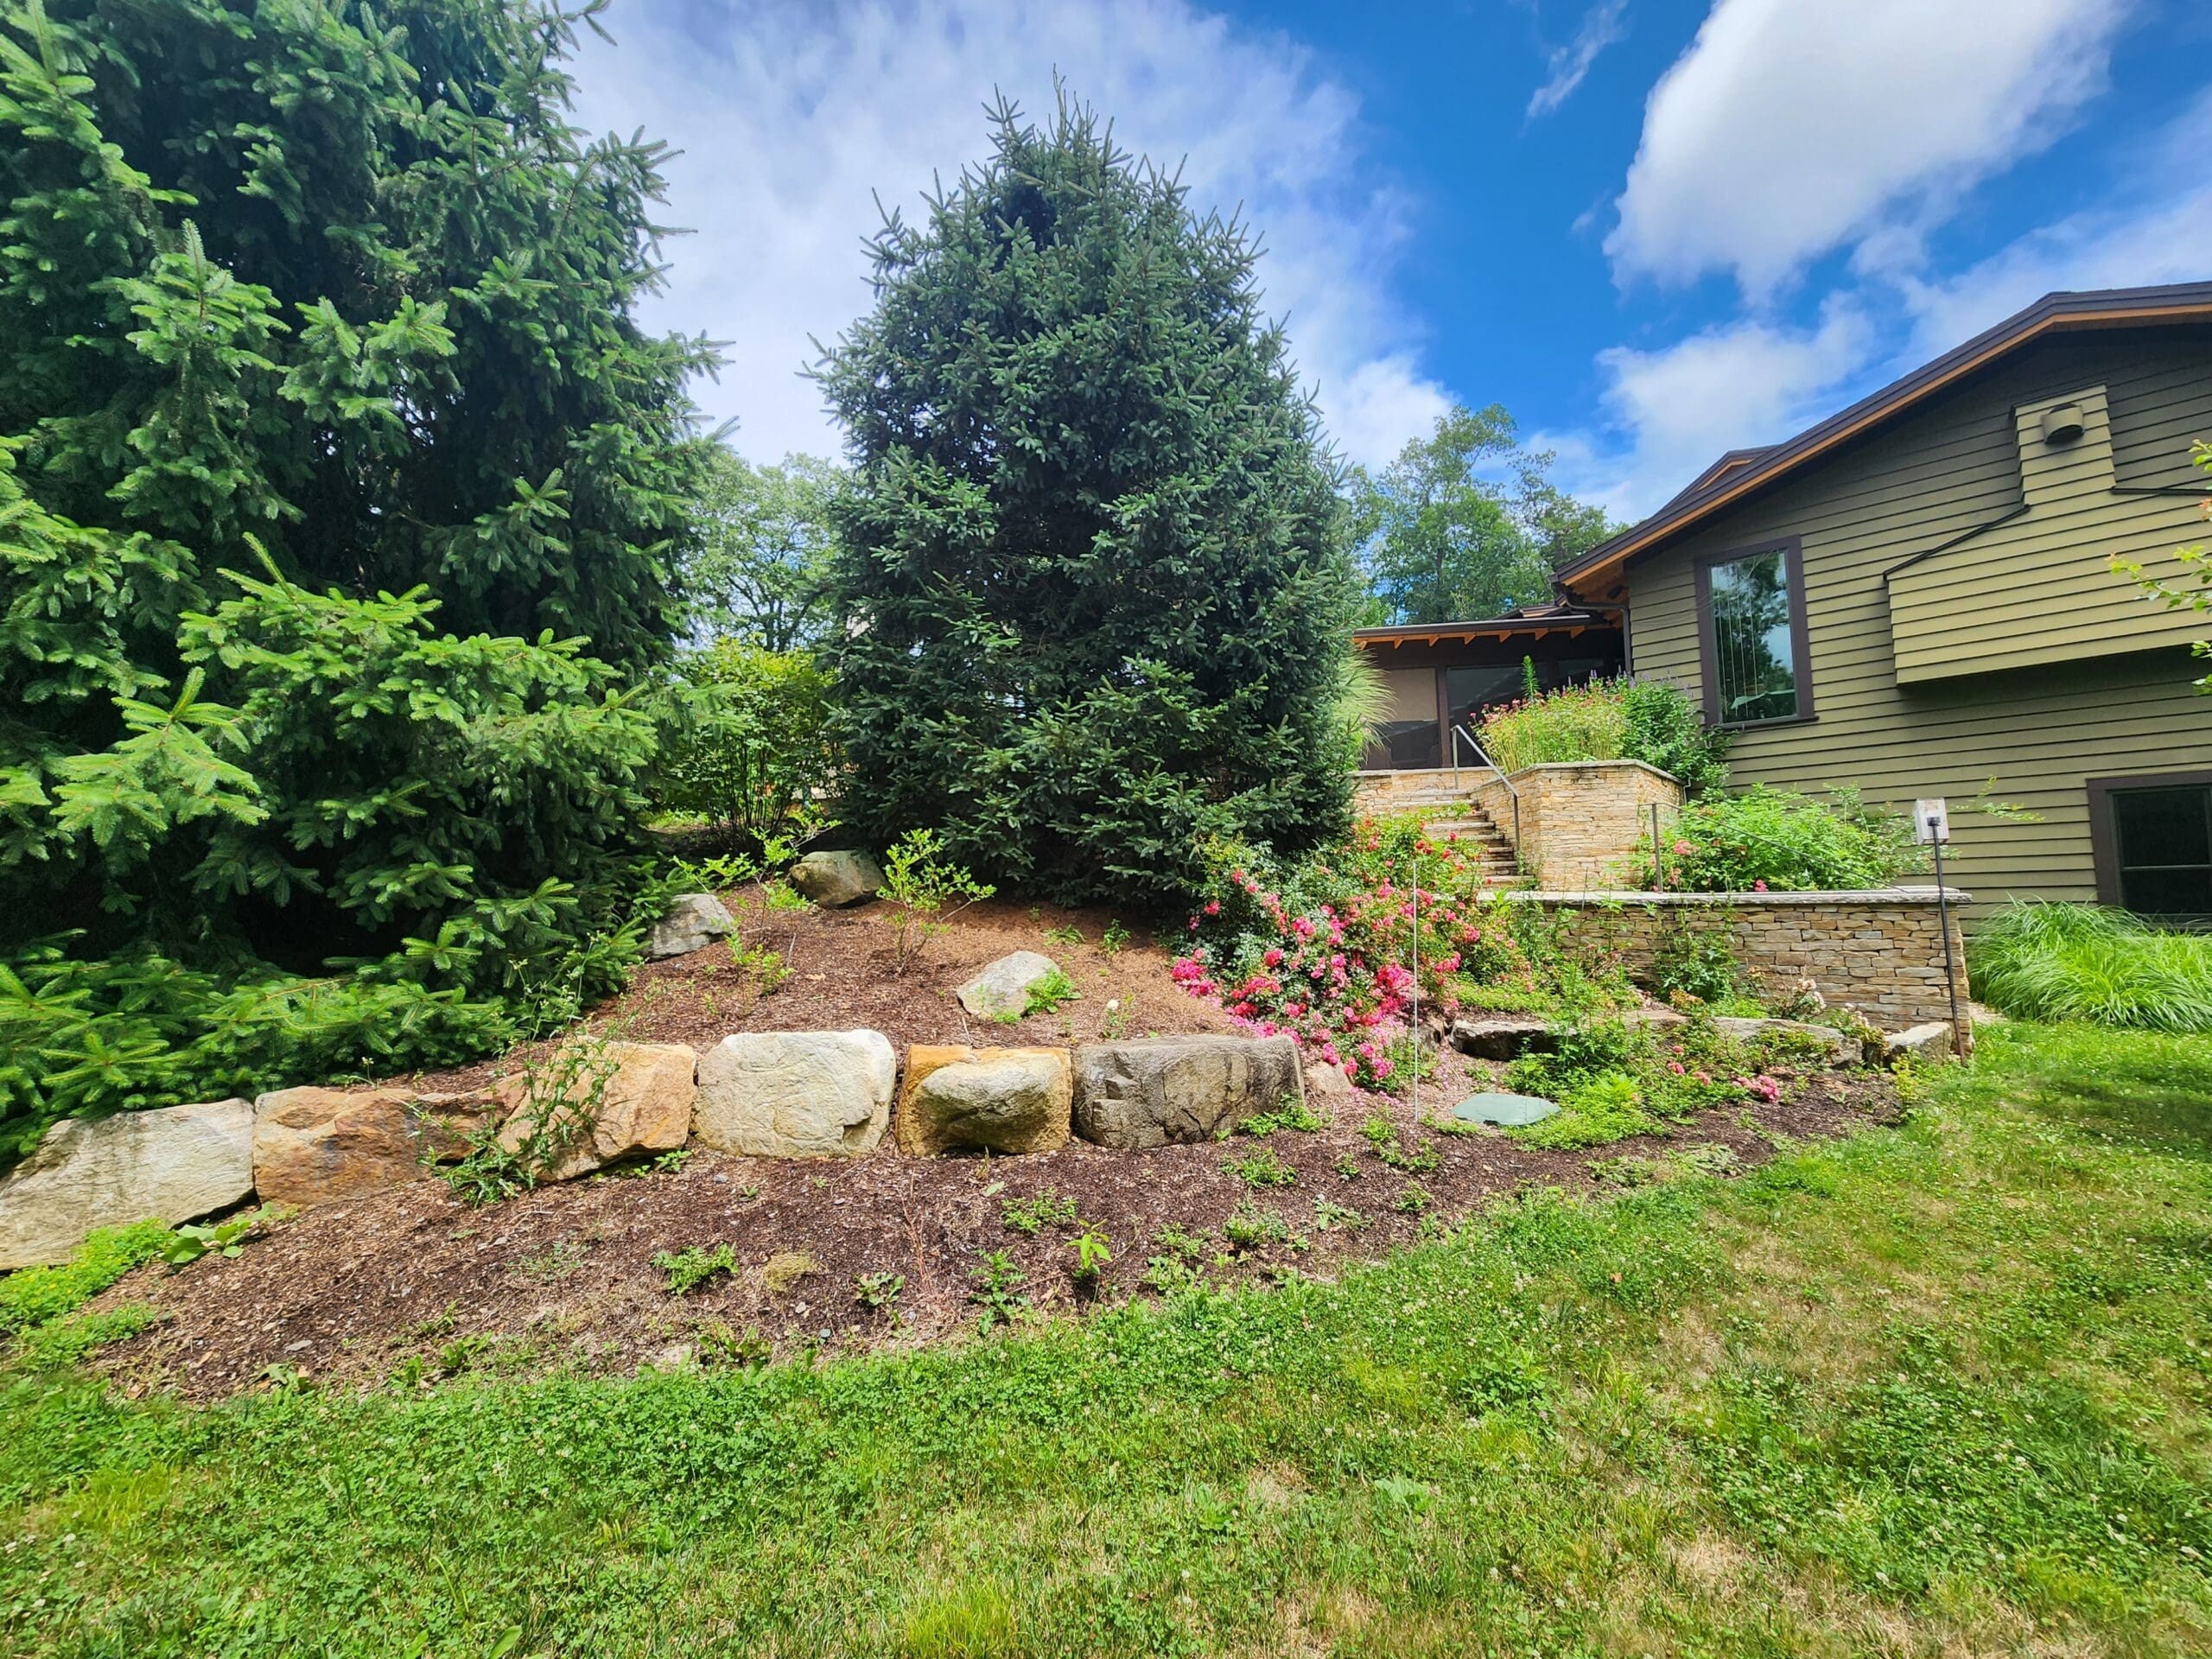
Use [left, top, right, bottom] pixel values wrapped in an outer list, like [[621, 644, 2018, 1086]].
[[957, 951, 1065, 1021], [897, 1045, 1072, 1157], [495, 1041, 696, 1181], [253, 1087, 493, 1207], [1712, 1015, 1863, 1067], [1884, 1021, 1956, 1065], [0, 1098, 255, 1268], [649, 893, 736, 959], [1448, 1015, 1556, 1060], [693, 1029, 896, 1158], [1071, 1035, 1304, 1150], [788, 849, 884, 908]]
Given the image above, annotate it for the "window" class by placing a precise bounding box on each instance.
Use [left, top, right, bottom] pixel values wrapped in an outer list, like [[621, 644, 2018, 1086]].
[[1695, 537, 1812, 726], [2089, 772, 2212, 918]]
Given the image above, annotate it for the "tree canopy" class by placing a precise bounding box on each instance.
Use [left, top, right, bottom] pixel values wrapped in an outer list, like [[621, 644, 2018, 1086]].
[[683, 450, 841, 650], [817, 94, 1359, 904], [1353, 404, 1615, 624], [0, 0, 709, 1141]]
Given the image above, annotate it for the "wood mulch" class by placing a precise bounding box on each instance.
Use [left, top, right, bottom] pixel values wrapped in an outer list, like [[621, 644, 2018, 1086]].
[[85, 892, 1905, 1402]]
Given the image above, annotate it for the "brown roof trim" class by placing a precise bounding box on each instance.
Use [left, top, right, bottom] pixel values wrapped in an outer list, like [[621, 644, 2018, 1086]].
[[1351, 609, 1619, 649], [1557, 282, 2212, 594]]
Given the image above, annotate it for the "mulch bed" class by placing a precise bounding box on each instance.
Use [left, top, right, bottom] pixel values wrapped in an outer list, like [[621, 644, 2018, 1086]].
[[85, 894, 1905, 1402]]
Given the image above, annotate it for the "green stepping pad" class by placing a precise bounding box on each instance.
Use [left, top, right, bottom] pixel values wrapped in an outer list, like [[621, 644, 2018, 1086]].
[[1454, 1091, 1559, 1127]]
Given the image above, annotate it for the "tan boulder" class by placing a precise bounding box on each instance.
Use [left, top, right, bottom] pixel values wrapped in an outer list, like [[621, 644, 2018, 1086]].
[[494, 1041, 696, 1180], [897, 1045, 1072, 1156], [693, 1029, 896, 1158], [252, 1087, 494, 1207]]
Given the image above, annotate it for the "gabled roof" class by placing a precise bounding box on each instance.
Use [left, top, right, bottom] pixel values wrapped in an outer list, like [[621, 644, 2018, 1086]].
[[1557, 282, 2212, 598]]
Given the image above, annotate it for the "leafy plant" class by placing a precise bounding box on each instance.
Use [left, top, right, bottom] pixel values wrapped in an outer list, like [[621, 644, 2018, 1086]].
[[1476, 676, 1728, 796], [694, 1321, 774, 1369], [1224, 1145, 1298, 1188], [652, 1244, 737, 1298], [1361, 1113, 1440, 1173], [1001, 1189, 1079, 1236], [1068, 1226, 1113, 1289], [880, 829, 996, 975], [1237, 1095, 1326, 1135], [1099, 921, 1132, 954], [1968, 902, 2212, 1032], [1042, 923, 1085, 946], [854, 1271, 906, 1310], [1021, 966, 1081, 1018], [728, 937, 793, 995], [1223, 1203, 1304, 1253], [1651, 916, 1744, 1006], [1312, 1198, 1369, 1231], [432, 1030, 618, 1206], [159, 1205, 292, 1268], [969, 1251, 1030, 1330], [1392, 1183, 1433, 1217]]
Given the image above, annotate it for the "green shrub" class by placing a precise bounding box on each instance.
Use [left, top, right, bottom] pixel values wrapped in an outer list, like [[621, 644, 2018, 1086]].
[[1651, 786, 1924, 892], [1478, 677, 1729, 795], [1968, 903, 2212, 1032], [653, 643, 837, 846]]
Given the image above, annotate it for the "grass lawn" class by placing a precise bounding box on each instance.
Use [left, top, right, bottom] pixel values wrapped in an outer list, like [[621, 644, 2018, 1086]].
[[2, 1023, 2207, 1656]]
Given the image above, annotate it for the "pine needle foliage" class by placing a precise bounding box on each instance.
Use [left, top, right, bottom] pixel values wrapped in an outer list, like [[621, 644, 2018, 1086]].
[[0, 0, 709, 1143], [816, 92, 1359, 906]]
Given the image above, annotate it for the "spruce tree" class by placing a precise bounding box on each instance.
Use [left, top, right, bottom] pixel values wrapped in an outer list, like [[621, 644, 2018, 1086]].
[[818, 96, 1358, 905]]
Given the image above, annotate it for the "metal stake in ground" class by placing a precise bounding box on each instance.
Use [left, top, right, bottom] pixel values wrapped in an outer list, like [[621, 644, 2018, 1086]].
[[1409, 861, 1419, 1121], [1916, 797, 1968, 1058]]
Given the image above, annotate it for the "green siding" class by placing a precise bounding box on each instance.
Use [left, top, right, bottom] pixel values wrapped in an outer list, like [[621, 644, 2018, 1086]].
[[1618, 327, 2212, 915]]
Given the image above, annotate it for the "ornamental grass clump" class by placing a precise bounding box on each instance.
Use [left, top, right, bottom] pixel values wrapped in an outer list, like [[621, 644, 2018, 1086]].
[[1968, 902, 2212, 1032]]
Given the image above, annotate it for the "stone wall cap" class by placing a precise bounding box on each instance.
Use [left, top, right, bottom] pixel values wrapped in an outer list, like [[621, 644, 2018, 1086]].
[[1500, 758, 1681, 785], [1496, 887, 1971, 906]]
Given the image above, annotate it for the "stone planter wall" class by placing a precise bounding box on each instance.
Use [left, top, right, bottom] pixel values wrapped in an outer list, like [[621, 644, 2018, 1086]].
[[1470, 760, 1683, 889], [1503, 887, 1971, 1033]]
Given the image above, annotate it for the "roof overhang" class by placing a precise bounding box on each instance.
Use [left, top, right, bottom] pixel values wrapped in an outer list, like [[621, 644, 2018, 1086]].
[[1556, 282, 2212, 599], [1351, 609, 1620, 650]]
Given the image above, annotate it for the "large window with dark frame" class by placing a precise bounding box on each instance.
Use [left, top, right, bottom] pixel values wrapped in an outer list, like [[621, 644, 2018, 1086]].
[[1697, 537, 1810, 726], [2094, 775, 2212, 919]]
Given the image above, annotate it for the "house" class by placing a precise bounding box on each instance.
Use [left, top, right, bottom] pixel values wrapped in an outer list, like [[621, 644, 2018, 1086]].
[[1353, 601, 1622, 772], [1555, 282, 2212, 920]]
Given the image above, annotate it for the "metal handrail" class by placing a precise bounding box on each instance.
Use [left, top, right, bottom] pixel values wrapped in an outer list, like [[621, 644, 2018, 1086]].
[[1451, 723, 1522, 875]]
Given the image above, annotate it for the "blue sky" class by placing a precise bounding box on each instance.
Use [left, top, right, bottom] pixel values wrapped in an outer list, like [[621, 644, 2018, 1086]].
[[570, 0, 2212, 518]]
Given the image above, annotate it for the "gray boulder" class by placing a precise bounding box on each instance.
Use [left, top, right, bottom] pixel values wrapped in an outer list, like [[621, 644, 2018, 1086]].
[[1071, 1035, 1304, 1150], [649, 893, 735, 959], [0, 1098, 255, 1268], [1883, 1021, 1955, 1065], [896, 1045, 1072, 1156], [1712, 1015, 1863, 1067], [788, 849, 884, 908], [1448, 1015, 1555, 1060], [957, 950, 1065, 1021], [693, 1029, 896, 1158]]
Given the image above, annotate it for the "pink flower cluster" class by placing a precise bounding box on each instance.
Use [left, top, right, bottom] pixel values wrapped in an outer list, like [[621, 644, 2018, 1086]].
[[1172, 831, 1528, 1090]]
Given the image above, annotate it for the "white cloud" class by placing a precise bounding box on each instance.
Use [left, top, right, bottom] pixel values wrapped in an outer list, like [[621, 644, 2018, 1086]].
[[1607, 0, 2132, 294], [1892, 90, 2212, 354], [567, 0, 1451, 468], [1528, 1, 1630, 119], [1542, 302, 1873, 518]]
